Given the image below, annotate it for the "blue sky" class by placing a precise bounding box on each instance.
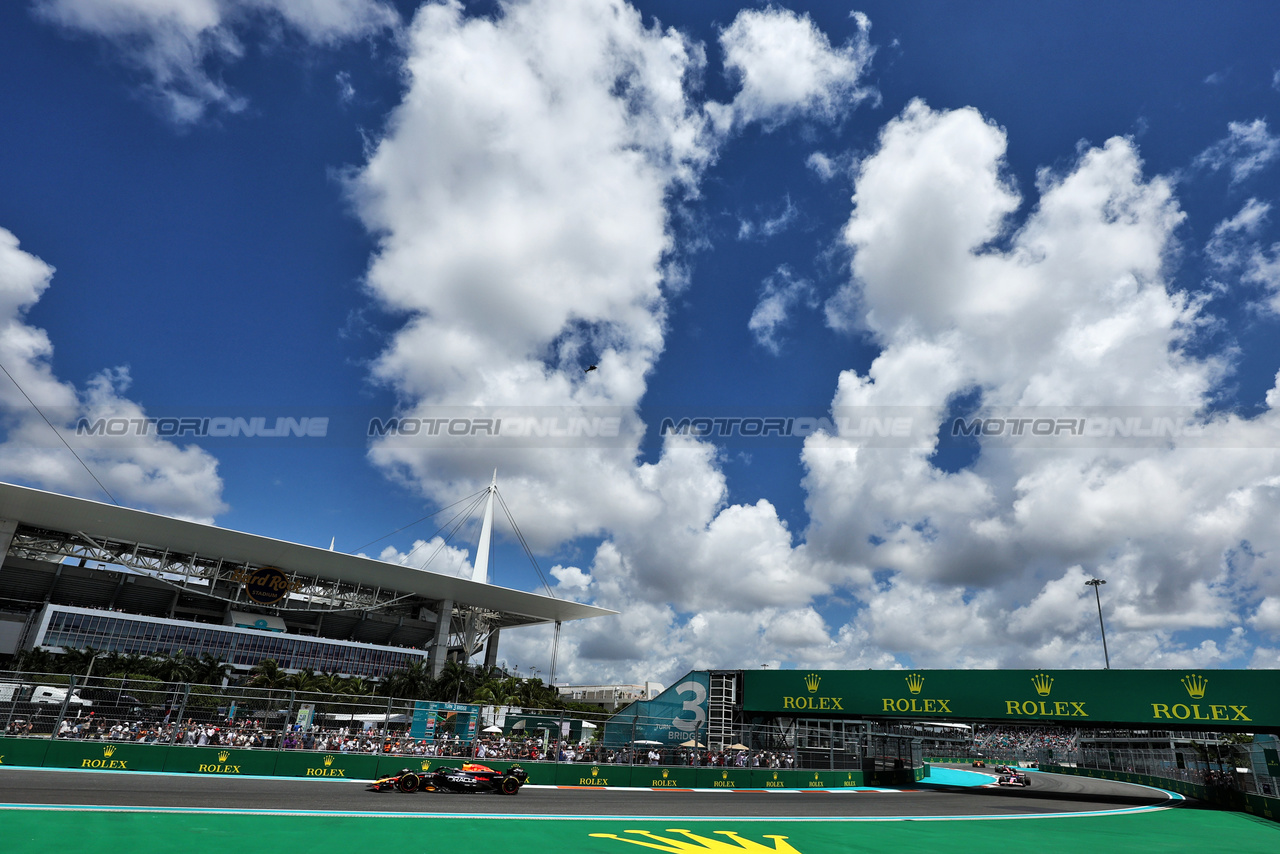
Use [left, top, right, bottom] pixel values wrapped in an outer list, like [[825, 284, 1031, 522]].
[[3, 0, 1280, 686]]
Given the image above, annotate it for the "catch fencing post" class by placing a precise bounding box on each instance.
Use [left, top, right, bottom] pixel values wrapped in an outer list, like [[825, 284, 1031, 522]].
[[169, 683, 190, 745], [283, 690, 297, 750], [50, 674, 75, 740], [380, 696, 394, 755]]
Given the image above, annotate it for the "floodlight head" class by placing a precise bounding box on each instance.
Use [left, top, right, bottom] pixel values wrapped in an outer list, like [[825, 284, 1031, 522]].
[[1085, 578, 1106, 587]]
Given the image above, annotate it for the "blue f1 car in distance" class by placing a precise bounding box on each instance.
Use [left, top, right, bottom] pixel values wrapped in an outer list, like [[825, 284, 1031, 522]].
[[369, 763, 529, 795]]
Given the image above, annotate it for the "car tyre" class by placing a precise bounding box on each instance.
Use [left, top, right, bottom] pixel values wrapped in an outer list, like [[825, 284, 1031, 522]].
[[398, 773, 420, 793], [500, 775, 520, 795]]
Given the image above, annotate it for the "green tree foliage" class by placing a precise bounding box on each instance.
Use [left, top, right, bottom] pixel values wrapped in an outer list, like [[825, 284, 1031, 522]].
[[245, 658, 288, 690]]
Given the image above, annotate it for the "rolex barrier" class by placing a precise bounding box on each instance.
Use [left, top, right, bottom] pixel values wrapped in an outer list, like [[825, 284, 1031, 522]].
[[0, 737, 869, 788]]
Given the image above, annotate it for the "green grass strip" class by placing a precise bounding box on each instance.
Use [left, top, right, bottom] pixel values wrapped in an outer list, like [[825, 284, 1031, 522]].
[[3, 807, 1278, 854]]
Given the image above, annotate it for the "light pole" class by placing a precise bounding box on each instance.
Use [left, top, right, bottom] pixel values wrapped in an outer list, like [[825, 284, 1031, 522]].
[[1085, 578, 1110, 669]]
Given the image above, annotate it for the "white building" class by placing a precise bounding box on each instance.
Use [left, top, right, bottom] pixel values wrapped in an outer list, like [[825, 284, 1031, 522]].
[[0, 481, 613, 680]]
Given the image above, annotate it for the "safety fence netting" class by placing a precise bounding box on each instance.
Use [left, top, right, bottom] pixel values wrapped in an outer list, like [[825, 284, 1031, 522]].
[[0, 671, 883, 770]]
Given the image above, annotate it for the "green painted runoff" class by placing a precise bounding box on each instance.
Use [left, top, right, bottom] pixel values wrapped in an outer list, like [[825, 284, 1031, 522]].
[[3, 808, 1278, 854]]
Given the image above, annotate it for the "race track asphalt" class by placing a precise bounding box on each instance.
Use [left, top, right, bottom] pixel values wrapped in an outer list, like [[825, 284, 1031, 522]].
[[0, 764, 1171, 818]]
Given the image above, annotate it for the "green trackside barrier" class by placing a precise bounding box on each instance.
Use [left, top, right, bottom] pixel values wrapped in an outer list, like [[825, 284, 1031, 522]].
[[635, 764, 695, 789], [43, 739, 170, 773], [693, 768, 751, 789], [864, 768, 918, 787], [791, 768, 859, 789], [0, 736, 49, 767], [753, 767, 794, 789], [557, 762, 626, 787], [163, 745, 278, 777], [271, 749, 380, 780], [833, 769, 866, 788]]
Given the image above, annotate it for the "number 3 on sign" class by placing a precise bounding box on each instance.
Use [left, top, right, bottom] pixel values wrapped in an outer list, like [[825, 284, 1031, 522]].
[[672, 681, 706, 732]]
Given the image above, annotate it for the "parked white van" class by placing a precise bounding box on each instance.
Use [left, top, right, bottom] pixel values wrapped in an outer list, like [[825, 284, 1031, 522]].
[[0, 682, 91, 707]]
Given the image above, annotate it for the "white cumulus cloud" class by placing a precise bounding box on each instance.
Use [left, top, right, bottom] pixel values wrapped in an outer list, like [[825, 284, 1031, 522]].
[[1193, 118, 1280, 184], [34, 0, 399, 123], [0, 227, 226, 522], [748, 265, 816, 354], [708, 7, 876, 133], [801, 99, 1280, 669]]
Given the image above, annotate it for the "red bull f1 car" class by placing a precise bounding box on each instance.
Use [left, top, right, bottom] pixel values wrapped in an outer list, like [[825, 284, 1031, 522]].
[[369, 763, 529, 795]]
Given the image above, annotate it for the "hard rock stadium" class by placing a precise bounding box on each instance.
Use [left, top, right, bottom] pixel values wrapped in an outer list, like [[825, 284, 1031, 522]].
[[0, 481, 1278, 852]]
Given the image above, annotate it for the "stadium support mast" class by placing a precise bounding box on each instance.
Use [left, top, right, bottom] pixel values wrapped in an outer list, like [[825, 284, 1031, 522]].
[[471, 470, 497, 584], [462, 471, 498, 662]]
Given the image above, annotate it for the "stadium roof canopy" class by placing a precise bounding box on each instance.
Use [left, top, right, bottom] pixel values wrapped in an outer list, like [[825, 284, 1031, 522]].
[[0, 481, 615, 628]]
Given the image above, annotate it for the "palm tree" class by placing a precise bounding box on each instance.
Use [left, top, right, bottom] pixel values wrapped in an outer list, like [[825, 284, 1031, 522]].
[[495, 677, 522, 707], [152, 649, 196, 684], [344, 676, 373, 698], [471, 683, 498, 705], [286, 669, 320, 693], [100, 651, 148, 679], [246, 658, 288, 690], [12, 647, 54, 674], [383, 659, 433, 700], [432, 660, 468, 703], [517, 676, 554, 709], [313, 671, 347, 696], [59, 645, 100, 677], [191, 653, 229, 686]]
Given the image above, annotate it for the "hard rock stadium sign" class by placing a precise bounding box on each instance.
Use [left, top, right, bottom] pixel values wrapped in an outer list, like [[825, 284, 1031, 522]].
[[745, 669, 1280, 730]]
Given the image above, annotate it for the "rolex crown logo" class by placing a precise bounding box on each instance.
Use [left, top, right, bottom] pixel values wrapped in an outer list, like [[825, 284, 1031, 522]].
[[1181, 674, 1208, 699], [323, 754, 335, 767], [592, 766, 600, 777], [813, 772, 819, 779], [218, 750, 231, 762], [905, 673, 924, 695], [722, 770, 728, 779], [1032, 673, 1054, 697], [102, 745, 116, 758], [772, 771, 778, 780], [420, 760, 431, 771], [803, 673, 821, 693], [662, 768, 670, 778]]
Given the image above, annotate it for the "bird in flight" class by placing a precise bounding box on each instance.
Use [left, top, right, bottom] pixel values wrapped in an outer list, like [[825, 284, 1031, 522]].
[[584, 365, 597, 373]]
